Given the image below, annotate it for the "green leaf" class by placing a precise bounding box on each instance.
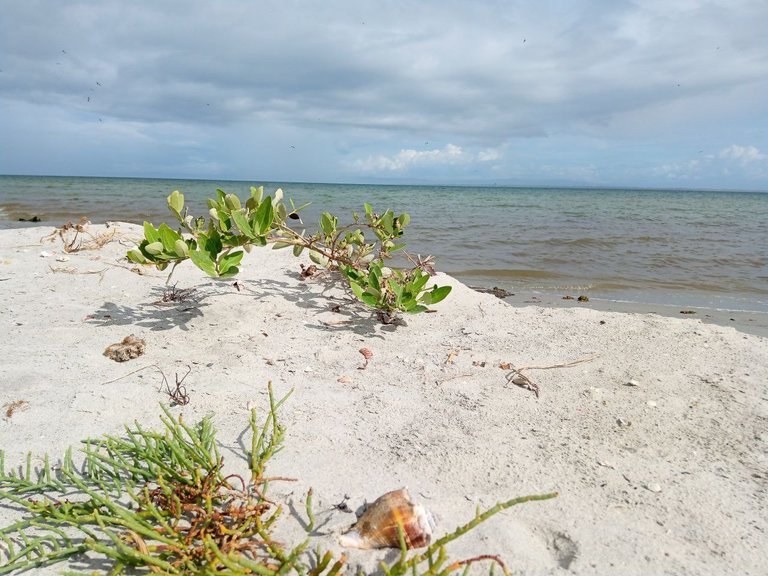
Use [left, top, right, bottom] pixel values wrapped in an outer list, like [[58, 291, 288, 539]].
[[253, 196, 274, 235], [359, 291, 380, 308], [420, 285, 452, 305], [309, 250, 329, 267], [143, 222, 160, 243], [275, 202, 287, 222], [173, 239, 190, 257], [389, 278, 404, 304], [369, 265, 381, 291], [231, 209, 254, 239], [202, 229, 223, 259], [167, 190, 184, 215], [410, 270, 430, 293], [126, 249, 147, 264], [320, 212, 336, 237], [218, 251, 244, 275], [224, 194, 242, 211], [219, 266, 239, 278], [189, 249, 218, 277], [340, 265, 362, 283], [349, 281, 365, 301], [379, 210, 395, 235], [157, 223, 180, 252], [250, 185, 264, 204], [292, 244, 304, 257], [144, 241, 164, 255]]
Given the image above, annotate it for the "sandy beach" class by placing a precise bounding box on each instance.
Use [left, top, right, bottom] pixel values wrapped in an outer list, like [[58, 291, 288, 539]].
[[1, 222, 766, 575]]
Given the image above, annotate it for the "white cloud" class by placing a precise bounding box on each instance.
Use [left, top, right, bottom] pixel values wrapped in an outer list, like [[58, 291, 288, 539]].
[[653, 144, 768, 183], [352, 144, 466, 172], [350, 143, 506, 173], [718, 144, 767, 164], [477, 148, 502, 162]]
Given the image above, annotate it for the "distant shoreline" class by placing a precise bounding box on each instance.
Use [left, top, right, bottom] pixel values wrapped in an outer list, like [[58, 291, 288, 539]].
[[488, 289, 768, 338], [2, 173, 767, 194]]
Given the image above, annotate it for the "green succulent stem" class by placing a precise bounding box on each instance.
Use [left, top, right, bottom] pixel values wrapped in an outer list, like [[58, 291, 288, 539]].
[[1, 385, 556, 575]]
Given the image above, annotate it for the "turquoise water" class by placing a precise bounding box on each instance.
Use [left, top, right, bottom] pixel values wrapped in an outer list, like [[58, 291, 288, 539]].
[[1, 175, 767, 313]]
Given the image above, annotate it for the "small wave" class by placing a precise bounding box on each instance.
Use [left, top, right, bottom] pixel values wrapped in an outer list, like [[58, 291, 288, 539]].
[[450, 268, 567, 280], [536, 237, 619, 248]]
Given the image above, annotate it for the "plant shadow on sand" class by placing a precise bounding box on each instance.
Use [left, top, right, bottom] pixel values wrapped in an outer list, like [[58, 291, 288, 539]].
[[243, 273, 405, 338], [84, 285, 210, 332], [84, 273, 402, 337]]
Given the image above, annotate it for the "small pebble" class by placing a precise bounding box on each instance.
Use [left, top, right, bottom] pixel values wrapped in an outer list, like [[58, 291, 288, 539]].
[[626, 379, 640, 387], [616, 417, 631, 427], [645, 483, 662, 493], [647, 400, 657, 407]]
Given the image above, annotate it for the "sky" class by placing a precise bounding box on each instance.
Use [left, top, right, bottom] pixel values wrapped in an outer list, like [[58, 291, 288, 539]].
[[1, 1, 767, 190]]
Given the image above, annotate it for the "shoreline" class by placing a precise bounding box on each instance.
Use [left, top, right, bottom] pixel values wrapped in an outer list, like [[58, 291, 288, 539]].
[[483, 289, 768, 338], [1, 223, 767, 574], [3, 219, 767, 339]]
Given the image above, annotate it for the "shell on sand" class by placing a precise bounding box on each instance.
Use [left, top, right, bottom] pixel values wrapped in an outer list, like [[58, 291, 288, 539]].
[[338, 488, 435, 550]]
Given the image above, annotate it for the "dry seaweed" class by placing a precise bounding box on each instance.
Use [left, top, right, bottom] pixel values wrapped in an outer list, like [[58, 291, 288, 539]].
[[103, 334, 146, 362], [3, 400, 29, 420], [41, 218, 121, 253]]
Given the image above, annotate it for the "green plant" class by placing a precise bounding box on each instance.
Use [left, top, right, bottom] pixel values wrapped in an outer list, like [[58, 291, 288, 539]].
[[126, 188, 451, 321], [0, 384, 557, 575]]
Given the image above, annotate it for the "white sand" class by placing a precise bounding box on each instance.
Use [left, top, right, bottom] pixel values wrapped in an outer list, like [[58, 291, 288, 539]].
[[1, 223, 766, 575]]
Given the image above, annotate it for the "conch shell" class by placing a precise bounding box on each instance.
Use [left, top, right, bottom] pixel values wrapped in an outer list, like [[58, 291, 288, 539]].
[[338, 488, 435, 549]]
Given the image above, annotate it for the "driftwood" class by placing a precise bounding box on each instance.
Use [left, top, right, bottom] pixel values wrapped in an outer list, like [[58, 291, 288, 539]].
[[470, 286, 514, 299], [503, 355, 599, 398]]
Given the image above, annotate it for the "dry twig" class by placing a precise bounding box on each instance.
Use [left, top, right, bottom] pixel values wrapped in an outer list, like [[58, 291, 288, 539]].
[[503, 355, 599, 398], [154, 283, 197, 305], [160, 365, 192, 406]]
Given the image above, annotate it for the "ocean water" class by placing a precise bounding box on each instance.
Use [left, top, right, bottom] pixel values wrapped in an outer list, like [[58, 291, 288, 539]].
[[1, 174, 767, 313]]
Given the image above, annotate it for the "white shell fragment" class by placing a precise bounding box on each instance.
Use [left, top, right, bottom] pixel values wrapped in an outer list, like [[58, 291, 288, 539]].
[[626, 379, 640, 387], [339, 488, 435, 550]]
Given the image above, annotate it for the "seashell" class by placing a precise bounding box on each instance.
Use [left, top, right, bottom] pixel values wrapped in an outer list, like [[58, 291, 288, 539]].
[[338, 488, 435, 550]]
